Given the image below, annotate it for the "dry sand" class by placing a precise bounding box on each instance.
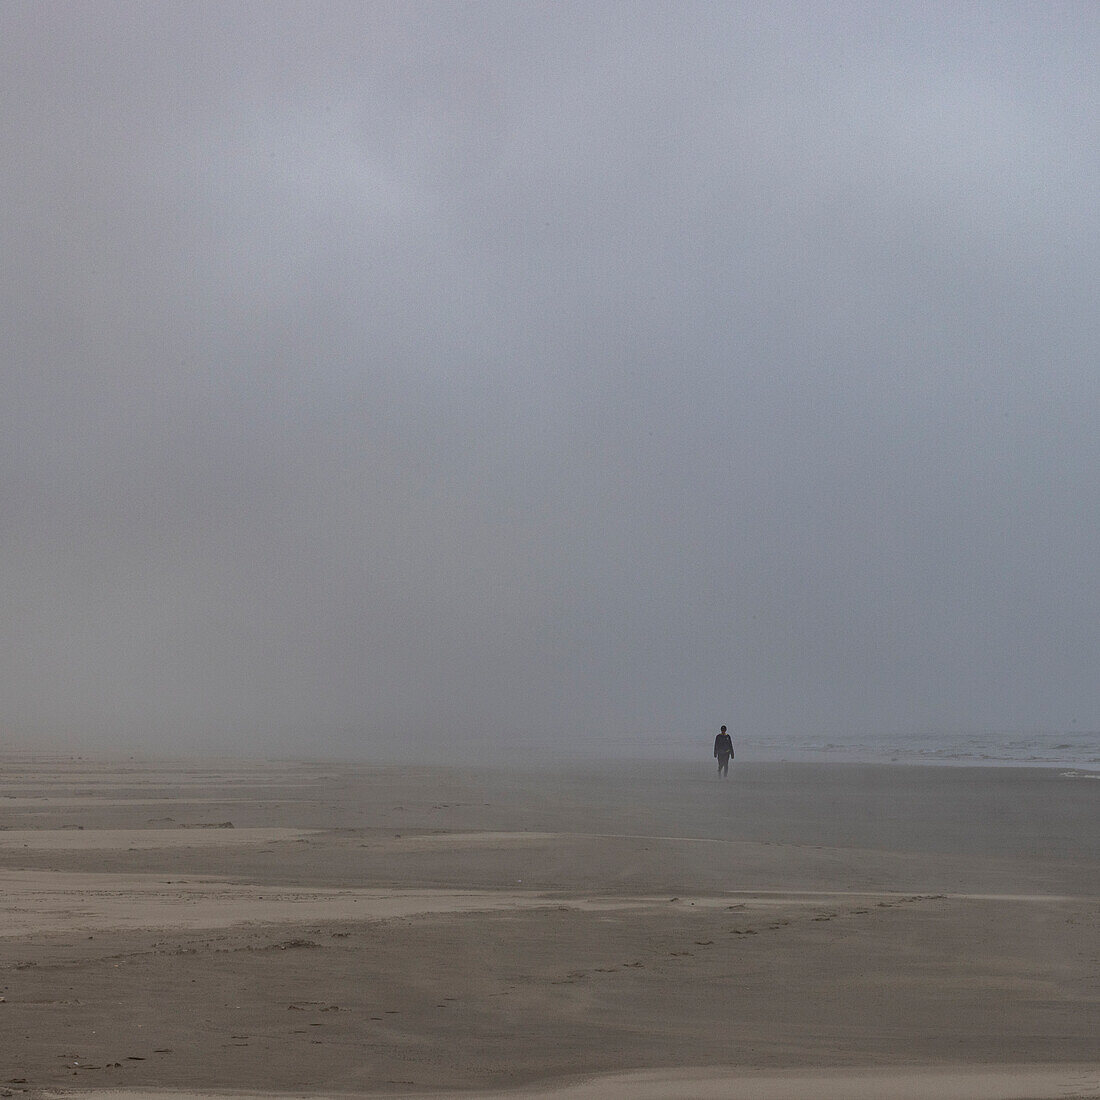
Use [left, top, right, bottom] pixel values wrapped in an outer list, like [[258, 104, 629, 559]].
[[1, 756, 1097, 1099]]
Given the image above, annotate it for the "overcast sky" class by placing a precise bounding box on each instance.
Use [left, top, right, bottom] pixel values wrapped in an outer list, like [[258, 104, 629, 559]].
[[2, 2, 1097, 759]]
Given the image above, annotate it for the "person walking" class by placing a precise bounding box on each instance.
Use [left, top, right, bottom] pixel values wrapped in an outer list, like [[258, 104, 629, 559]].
[[714, 725, 734, 778]]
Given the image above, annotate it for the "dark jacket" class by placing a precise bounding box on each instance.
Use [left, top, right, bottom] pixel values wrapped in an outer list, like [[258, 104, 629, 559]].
[[714, 733, 734, 759]]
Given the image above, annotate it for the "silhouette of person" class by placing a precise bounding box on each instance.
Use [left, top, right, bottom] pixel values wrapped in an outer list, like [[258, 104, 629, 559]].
[[714, 725, 734, 777]]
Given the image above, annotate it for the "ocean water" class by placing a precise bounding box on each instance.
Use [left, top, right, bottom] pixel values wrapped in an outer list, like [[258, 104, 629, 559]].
[[744, 730, 1100, 771]]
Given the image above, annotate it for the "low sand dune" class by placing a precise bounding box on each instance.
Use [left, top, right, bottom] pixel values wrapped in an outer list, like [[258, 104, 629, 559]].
[[1, 865, 1085, 937]]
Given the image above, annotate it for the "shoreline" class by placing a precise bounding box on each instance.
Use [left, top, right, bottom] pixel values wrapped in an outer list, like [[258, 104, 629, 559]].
[[3, 742, 1099, 773]]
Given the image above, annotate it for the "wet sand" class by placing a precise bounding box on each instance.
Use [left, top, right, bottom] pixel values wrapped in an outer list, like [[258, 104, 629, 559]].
[[1, 755, 1097, 1098]]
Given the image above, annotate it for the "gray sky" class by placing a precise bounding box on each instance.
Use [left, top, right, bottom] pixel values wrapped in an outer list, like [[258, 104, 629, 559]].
[[2, 2, 1098, 758]]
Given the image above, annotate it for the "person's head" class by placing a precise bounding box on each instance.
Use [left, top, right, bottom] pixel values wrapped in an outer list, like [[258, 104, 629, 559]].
[[721, 726, 727, 733]]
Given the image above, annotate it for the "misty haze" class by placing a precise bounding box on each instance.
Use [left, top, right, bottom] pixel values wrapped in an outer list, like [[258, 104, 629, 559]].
[[3, 2, 1097, 763]]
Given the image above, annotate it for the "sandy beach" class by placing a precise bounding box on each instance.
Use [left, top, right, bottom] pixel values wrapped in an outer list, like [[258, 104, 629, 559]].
[[1, 755, 1097, 1099]]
